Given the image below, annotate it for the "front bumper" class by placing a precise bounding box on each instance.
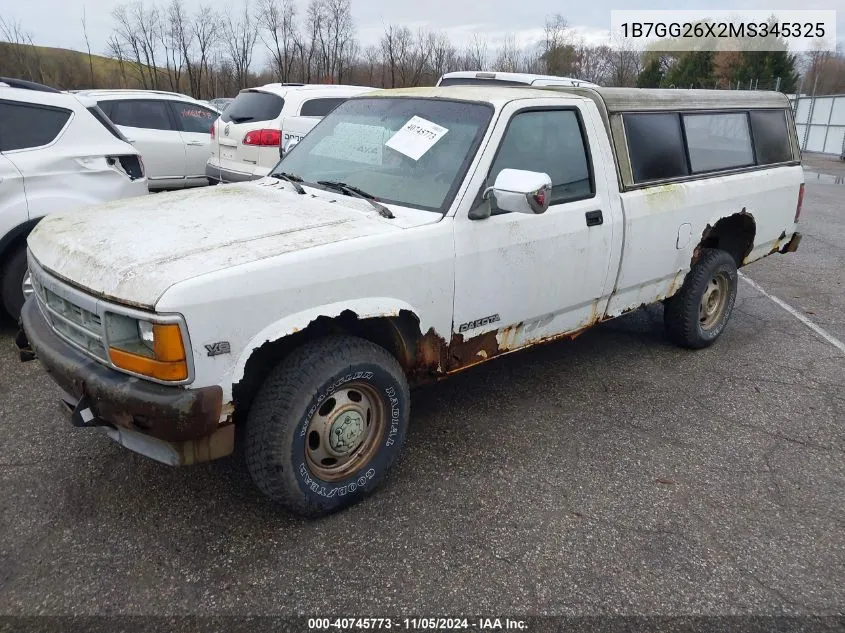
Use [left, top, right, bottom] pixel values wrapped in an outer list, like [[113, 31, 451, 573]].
[[18, 298, 234, 465]]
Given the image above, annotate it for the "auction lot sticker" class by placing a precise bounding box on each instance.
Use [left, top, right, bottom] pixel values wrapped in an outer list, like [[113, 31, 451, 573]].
[[385, 116, 449, 160]]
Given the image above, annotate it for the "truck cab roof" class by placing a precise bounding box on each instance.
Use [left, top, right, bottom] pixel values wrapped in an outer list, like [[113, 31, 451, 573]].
[[366, 85, 792, 111]]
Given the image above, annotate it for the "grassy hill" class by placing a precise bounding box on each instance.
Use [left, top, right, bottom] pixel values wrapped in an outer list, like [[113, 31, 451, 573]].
[[0, 41, 163, 91]]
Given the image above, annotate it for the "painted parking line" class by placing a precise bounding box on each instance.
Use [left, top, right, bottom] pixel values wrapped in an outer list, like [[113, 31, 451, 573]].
[[739, 272, 845, 355]]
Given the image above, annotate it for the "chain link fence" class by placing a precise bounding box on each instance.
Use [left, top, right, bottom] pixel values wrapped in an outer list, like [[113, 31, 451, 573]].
[[791, 94, 845, 158]]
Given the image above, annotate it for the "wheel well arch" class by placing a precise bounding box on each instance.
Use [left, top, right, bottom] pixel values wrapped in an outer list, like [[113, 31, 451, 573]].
[[231, 309, 426, 424], [694, 211, 756, 267], [0, 217, 41, 267]]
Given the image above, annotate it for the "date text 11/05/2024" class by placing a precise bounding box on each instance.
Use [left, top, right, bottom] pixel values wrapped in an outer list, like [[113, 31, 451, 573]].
[[308, 618, 528, 630]]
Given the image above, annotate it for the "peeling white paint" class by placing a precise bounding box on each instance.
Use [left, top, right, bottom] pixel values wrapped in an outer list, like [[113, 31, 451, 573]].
[[28, 181, 440, 308]]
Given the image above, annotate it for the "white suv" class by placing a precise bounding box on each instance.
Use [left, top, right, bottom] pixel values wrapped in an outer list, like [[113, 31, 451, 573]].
[[206, 84, 374, 183], [74, 89, 220, 190], [0, 82, 147, 318]]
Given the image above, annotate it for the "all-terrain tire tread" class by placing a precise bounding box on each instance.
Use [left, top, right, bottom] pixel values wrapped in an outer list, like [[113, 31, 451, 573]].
[[664, 248, 737, 349], [244, 335, 407, 516]]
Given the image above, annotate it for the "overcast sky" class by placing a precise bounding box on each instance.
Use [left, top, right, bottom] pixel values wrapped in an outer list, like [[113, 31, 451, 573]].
[[5, 0, 844, 59]]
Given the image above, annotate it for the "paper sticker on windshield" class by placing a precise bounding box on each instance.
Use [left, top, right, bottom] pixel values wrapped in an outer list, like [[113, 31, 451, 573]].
[[385, 116, 448, 161], [312, 122, 387, 165]]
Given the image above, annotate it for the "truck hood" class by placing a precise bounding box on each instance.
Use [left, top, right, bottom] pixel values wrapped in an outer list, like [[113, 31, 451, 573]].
[[28, 181, 434, 308]]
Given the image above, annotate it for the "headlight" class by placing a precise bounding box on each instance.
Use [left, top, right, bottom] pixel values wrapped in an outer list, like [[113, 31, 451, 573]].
[[138, 320, 155, 349], [105, 313, 189, 382]]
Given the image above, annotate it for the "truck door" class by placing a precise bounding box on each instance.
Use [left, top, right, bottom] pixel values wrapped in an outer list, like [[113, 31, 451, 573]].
[[452, 102, 621, 346]]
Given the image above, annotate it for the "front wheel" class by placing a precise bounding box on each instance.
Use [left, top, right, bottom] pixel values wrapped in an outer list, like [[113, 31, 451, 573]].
[[664, 248, 738, 349], [244, 335, 410, 517], [1, 245, 29, 320]]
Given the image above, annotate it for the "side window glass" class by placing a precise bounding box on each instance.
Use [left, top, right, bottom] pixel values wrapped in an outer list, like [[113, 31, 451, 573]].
[[749, 109, 792, 165], [172, 102, 218, 134], [0, 102, 71, 151], [487, 109, 594, 213], [97, 101, 114, 118], [624, 113, 690, 183], [300, 98, 347, 117], [110, 100, 173, 131], [682, 112, 754, 173]]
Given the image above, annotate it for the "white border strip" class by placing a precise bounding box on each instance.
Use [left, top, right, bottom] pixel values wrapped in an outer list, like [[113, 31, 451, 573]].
[[739, 272, 845, 355]]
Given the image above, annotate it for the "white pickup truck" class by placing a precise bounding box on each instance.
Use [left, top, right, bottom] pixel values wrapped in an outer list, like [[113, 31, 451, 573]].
[[19, 86, 804, 517]]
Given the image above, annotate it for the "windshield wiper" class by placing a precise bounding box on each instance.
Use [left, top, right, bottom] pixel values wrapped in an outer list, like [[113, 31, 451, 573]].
[[271, 171, 305, 194], [317, 181, 395, 219], [228, 115, 254, 123]]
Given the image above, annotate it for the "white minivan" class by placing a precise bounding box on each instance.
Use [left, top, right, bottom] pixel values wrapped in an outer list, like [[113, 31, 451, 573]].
[[75, 89, 220, 190], [206, 84, 374, 183]]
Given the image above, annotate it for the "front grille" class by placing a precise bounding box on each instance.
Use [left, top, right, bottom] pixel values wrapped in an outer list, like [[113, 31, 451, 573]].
[[30, 262, 109, 361], [26, 252, 194, 385]]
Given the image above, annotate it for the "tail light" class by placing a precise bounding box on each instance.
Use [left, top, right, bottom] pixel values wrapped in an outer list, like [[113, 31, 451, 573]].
[[243, 129, 281, 147], [794, 183, 804, 223], [210, 123, 215, 139]]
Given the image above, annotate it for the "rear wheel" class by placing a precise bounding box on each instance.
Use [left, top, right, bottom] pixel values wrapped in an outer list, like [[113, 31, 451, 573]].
[[1, 245, 28, 320], [664, 248, 738, 349], [244, 335, 410, 517]]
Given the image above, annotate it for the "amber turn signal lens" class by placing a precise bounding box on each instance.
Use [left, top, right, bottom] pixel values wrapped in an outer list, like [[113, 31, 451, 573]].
[[152, 323, 186, 362], [109, 348, 189, 381]]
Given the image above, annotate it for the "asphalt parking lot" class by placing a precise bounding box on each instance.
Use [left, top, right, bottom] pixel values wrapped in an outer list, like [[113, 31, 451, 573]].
[[1, 159, 843, 621]]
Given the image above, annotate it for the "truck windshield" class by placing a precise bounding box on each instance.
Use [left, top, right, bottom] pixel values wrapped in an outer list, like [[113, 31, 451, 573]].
[[271, 97, 493, 213]]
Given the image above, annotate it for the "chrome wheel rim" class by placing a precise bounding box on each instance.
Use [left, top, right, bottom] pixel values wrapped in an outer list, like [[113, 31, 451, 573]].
[[304, 381, 385, 481], [699, 272, 730, 330]]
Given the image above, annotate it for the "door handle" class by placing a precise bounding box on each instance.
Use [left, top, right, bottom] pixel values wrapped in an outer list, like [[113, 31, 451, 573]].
[[585, 210, 603, 227], [186, 141, 205, 146]]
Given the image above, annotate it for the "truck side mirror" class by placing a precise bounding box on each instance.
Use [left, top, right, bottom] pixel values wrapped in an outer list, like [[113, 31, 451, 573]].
[[482, 169, 552, 215]]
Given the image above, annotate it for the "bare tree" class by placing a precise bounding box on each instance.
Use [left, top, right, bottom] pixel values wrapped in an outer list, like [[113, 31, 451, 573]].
[[380, 24, 408, 88], [303, 0, 355, 83], [606, 35, 642, 87], [106, 34, 129, 86], [541, 13, 579, 75], [399, 29, 435, 87], [81, 6, 96, 87], [224, 0, 259, 89], [133, 1, 163, 88], [800, 46, 845, 95], [359, 44, 382, 86], [430, 32, 458, 80], [463, 33, 488, 71], [0, 17, 43, 82], [165, 0, 195, 93], [192, 5, 219, 97], [494, 35, 525, 73], [110, 2, 161, 88], [577, 43, 612, 85], [258, 0, 298, 82]]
